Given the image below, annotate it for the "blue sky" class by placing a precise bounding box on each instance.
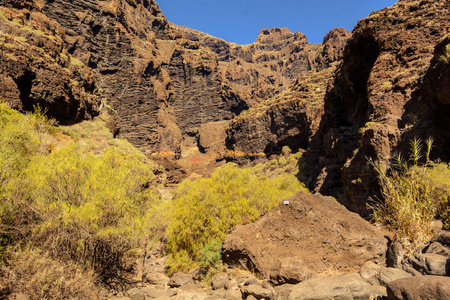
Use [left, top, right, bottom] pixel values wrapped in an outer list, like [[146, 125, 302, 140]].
[[157, 0, 397, 44]]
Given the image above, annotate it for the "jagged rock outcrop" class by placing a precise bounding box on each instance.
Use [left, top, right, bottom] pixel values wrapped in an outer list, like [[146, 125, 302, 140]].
[[306, 0, 450, 216], [198, 27, 350, 160], [0, 0, 353, 179], [0, 5, 100, 124], [36, 0, 183, 154], [159, 39, 247, 137], [174, 24, 351, 106], [222, 192, 389, 285], [225, 64, 337, 158]]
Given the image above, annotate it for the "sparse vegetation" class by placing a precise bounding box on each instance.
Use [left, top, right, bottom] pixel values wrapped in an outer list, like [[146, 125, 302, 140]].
[[381, 81, 393, 90], [438, 42, 450, 64], [369, 138, 450, 253], [70, 56, 85, 67], [166, 157, 308, 276], [0, 247, 97, 299]]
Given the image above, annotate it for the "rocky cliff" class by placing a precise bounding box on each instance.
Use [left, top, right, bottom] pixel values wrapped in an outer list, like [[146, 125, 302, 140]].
[[306, 0, 450, 216], [174, 24, 351, 106], [0, 0, 248, 179], [0, 2, 100, 124], [0, 0, 351, 179], [224, 63, 337, 160], [171, 24, 350, 171]]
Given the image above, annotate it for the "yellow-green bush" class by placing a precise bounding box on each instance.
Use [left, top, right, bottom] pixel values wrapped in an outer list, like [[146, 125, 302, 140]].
[[12, 145, 157, 278], [420, 163, 450, 228], [0, 103, 162, 283], [166, 162, 308, 275], [0, 104, 40, 181]]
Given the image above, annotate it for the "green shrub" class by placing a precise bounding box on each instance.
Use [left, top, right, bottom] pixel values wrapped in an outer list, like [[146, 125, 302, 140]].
[[420, 163, 450, 229], [166, 162, 307, 275], [198, 239, 222, 270], [0, 104, 40, 181], [197, 239, 225, 285], [4, 144, 159, 281], [0, 103, 163, 283]]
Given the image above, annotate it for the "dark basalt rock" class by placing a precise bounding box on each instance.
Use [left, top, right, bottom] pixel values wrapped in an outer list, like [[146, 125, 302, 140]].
[[306, 0, 450, 216]]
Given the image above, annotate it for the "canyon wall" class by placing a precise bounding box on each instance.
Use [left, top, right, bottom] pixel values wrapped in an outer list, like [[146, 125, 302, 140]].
[[306, 0, 450, 216]]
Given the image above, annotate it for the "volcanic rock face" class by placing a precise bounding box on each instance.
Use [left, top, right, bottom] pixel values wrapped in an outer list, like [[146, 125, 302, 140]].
[[202, 26, 350, 159], [222, 192, 388, 285], [37, 0, 183, 153], [307, 0, 450, 216], [0, 5, 100, 124], [1, 0, 350, 175], [174, 24, 351, 106], [225, 64, 337, 158], [160, 41, 246, 137]]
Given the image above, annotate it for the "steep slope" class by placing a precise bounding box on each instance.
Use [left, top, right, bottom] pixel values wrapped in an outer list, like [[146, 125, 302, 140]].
[[306, 0, 450, 216], [224, 64, 337, 160], [173, 24, 351, 106], [0, 4, 100, 124], [1, 0, 350, 179]]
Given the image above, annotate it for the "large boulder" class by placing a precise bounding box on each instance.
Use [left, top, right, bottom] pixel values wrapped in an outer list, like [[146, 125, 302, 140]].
[[167, 272, 194, 288], [406, 253, 450, 276], [222, 192, 389, 285], [431, 231, 450, 247], [359, 261, 412, 287], [275, 273, 386, 300], [387, 276, 450, 300]]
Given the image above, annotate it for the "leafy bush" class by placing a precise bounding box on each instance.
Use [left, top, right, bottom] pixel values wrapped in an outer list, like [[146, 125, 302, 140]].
[[0, 103, 163, 284], [166, 162, 308, 275], [369, 138, 450, 252], [197, 239, 225, 284], [0, 104, 40, 182], [198, 239, 222, 270]]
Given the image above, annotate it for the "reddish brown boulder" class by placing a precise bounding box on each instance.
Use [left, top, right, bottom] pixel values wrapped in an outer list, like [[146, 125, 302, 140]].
[[222, 192, 388, 285]]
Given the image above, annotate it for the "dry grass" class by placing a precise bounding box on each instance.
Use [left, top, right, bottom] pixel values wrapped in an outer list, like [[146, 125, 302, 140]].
[[368, 138, 450, 253], [0, 246, 97, 299]]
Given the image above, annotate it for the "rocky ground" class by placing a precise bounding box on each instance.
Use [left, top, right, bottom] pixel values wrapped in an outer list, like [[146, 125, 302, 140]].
[[2, 0, 450, 299], [9, 193, 450, 300]]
